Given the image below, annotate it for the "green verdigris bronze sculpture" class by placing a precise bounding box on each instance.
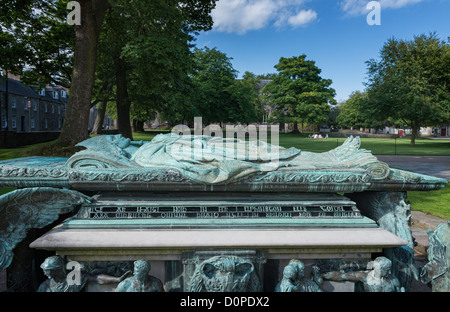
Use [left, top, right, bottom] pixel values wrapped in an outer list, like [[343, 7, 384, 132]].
[[321, 256, 404, 292], [37, 256, 131, 292], [0, 133, 448, 292], [189, 255, 261, 292], [38, 256, 85, 292], [115, 260, 164, 292], [275, 260, 323, 292], [66, 134, 390, 184], [419, 222, 449, 292], [0, 188, 90, 271]]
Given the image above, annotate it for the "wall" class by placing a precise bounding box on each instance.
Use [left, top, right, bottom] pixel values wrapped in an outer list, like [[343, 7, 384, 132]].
[[0, 131, 60, 148]]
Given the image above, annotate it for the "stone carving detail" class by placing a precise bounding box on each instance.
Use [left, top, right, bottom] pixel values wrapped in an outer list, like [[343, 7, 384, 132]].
[[321, 256, 404, 292], [64, 134, 390, 185], [115, 260, 165, 292], [276, 260, 323, 292], [0, 187, 91, 270], [419, 222, 449, 292], [189, 255, 262, 292]]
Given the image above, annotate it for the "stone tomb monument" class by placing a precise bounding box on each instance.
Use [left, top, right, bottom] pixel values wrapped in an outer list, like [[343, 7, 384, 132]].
[[0, 134, 447, 292]]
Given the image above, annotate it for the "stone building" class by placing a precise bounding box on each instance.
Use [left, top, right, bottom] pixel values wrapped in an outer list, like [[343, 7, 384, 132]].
[[0, 77, 67, 133]]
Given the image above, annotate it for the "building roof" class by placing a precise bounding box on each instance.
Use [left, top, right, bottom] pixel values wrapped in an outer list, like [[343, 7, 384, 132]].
[[30, 85, 68, 105], [0, 78, 40, 98]]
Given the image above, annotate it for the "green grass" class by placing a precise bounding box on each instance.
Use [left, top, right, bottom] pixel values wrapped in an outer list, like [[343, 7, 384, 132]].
[[128, 132, 450, 155], [407, 184, 450, 220], [275, 134, 450, 155], [1, 131, 449, 219], [0, 145, 32, 161]]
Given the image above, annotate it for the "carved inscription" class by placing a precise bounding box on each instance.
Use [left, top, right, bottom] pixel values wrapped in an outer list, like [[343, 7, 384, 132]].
[[80, 203, 361, 220]]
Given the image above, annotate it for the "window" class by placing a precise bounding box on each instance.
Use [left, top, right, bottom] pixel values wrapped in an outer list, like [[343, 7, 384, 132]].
[[12, 117, 16, 129], [39, 88, 46, 96], [58, 105, 61, 115], [45, 103, 48, 113], [12, 97, 16, 108], [24, 97, 28, 110], [53, 91, 59, 99], [31, 118, 35, 129], [44, 118, 48, 129], [61, 90, 67, 98], [51, 105, 54, 114], [58, 118, 61, 129], [33, 101, 38, 111], [1, 115, 6, 128]]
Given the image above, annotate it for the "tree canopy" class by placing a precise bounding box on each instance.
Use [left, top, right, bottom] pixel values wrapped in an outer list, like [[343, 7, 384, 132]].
[[365, 33, 450, 145], [0, 0, 73, 87], [190, 47, 259, 125], [262, 55, 336, 131], [336, 90, 386, 130]]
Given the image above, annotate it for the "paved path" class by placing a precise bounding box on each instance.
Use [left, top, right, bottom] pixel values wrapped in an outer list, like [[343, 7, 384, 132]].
[[376, 155, 450, 181]]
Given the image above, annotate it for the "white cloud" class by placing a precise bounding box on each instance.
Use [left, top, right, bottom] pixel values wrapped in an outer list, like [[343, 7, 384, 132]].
[[340, 0, 426, 16], [211, 0, 317, 34], [287, 9, 318, 27]]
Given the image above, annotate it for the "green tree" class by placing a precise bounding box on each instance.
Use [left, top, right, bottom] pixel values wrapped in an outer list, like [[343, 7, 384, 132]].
[[365, 33, 450, 145], [2, 0, 110, 145], [263, 55, 336, 132], [336, 91, 384, 130], [191, 47, 258, 125], [2, 0, 217, 145], [241, 72, 266, 122], [0, 1, 73, 87], [95, 0, 216, 138]]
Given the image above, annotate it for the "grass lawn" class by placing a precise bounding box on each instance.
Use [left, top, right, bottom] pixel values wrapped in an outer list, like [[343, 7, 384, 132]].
[[407, 184, 450, 220], [3, 132, 448, 159], [127, 131, 450, 156], [1, 131, 448, 219], [276, 133, 450, 155]]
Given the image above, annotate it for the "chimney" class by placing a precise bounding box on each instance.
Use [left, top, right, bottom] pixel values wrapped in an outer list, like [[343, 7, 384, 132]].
[[1, 70, 21, 81]]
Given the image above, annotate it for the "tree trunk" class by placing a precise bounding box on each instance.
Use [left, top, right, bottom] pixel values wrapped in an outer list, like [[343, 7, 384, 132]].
[[293, 121, 300, 133], [410, 124, 418, 146], [132, 120, 144, 132], [58, 0, 110, 146], [115, 57, 133, 140], [90, 101, 107, 134]]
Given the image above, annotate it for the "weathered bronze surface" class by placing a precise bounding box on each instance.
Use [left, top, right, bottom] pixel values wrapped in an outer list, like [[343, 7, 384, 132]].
[[0, 134, 447, 292]]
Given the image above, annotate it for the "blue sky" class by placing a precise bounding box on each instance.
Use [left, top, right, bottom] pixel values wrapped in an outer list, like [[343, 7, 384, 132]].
[[195, 0, 450, 102]]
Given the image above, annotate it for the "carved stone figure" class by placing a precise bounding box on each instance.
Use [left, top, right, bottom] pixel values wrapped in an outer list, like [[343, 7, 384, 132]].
[[419, 222, 449, 292], [189, 255, 261, 292], [321, 256, 404, 292], [276, 260, 323, 292], [66, 134, 390, 184], [115, 260, 164, 292]]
